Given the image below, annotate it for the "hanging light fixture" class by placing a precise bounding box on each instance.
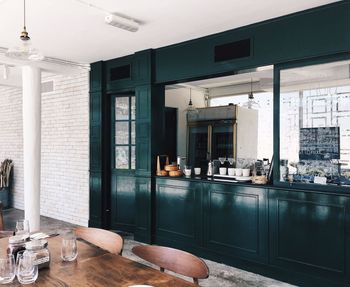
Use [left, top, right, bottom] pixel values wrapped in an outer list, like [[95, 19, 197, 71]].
[[6, 0, 44, 61], [185, 88, 198, 114], [242, 77, 260, 109]]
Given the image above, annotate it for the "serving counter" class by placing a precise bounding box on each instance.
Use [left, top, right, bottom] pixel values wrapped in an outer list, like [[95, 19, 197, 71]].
[[154, 176, 350, 287]]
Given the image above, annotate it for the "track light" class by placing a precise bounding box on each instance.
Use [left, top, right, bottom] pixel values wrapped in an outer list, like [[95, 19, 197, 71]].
[[105, 14, 139, 32]]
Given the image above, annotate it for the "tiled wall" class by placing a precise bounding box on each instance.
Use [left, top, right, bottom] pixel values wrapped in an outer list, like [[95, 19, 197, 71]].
[[0, 71, 89, 226]]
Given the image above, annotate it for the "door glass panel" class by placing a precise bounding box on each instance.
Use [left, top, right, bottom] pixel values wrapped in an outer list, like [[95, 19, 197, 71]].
[[131, 146, 136, 169], [212, 124, 234, 159], [115, 122, 129, 145], [188, 126, 208, 170], [115, 97, 129, 120], [131, 96, 136, 120], [131, 121, 135, 145], [115, 146, 129, 169]]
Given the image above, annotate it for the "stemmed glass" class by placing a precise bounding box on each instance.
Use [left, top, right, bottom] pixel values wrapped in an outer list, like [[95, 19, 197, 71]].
[[227, 158, 235, 167], [0, 254, 16, 284], [16, 251, 38, 285], [15, 220, 30, 237], [61, 231, 78, 262]]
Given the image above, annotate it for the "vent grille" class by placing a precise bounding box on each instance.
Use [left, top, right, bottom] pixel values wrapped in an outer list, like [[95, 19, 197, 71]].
[[110, 65, 131, 81], [214, 39, 251, 62]]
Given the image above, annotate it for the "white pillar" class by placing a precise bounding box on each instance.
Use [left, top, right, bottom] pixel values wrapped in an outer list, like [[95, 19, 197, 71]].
[[22, 66, 41, 232]]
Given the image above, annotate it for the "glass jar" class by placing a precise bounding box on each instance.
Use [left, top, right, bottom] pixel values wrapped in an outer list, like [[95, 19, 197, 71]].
[[7, 235, 27, 260], [25, 240, 50, 269]]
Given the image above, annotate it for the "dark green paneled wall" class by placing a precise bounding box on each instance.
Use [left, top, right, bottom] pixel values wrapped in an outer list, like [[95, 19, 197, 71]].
[[89, 0, 350, 264], [155, 1, 350, 83]]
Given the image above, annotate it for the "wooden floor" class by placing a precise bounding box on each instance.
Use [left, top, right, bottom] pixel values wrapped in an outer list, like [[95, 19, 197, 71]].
[[3, 208, 295, 287]]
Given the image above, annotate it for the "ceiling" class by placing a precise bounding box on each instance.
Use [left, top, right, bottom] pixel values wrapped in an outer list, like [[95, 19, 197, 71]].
[[0, 0, 340, 64]]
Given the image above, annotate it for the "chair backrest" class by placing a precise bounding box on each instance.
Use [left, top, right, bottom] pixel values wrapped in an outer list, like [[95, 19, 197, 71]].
[[0, 202, 4, 231], [75, 227, 123, 255], [132, 245, 209, 285]]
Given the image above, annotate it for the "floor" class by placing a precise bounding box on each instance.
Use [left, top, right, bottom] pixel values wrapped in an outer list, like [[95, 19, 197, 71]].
[[3, 208, 296, 287]]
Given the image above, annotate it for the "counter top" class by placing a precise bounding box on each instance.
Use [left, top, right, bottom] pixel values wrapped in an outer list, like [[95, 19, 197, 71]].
[[155, 174, 271, 188], [155, 175, 350, 196]]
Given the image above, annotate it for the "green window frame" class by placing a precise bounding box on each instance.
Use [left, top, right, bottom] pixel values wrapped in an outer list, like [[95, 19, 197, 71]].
[[113, 94, 136, 170]]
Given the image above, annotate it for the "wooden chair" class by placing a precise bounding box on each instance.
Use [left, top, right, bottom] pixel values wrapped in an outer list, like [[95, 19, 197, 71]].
[[132, 245, 209, 285], [75, 227, 123, 255]]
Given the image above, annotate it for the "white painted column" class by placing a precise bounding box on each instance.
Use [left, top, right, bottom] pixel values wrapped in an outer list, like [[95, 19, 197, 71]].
[[22, 65, 41, 232]]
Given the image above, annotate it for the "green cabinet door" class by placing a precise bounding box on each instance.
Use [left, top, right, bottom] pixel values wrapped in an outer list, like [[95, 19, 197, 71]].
[[269, 188, 350, 284], [203, 183, 268, 264], [155, 178, 203, 247]]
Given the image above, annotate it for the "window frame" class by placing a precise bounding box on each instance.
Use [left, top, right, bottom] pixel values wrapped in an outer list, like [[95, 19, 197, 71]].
[[112, 93, 136, 171], [273, 52, 350, 193]]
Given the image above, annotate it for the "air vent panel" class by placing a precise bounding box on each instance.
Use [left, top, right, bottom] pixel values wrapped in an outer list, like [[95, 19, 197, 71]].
[[214, 39, 251, 62], [110, 64, 131, 81]]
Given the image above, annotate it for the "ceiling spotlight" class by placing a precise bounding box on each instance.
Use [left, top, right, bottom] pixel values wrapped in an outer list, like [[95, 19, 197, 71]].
[[105, 14, 139, 32]]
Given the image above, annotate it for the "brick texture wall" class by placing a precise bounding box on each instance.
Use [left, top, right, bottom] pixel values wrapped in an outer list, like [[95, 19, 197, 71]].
[[0, 71, 89, 226]]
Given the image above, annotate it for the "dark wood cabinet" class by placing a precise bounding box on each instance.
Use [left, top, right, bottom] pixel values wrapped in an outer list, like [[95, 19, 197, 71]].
[[154, 178, 350, 286], [155, 179, 203, 247], [203, 183, 268, 263], [269, 188, 350, 284]]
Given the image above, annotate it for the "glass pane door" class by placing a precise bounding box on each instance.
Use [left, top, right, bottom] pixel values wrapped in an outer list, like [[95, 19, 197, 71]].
[[188, 125, 208, 171], [211, 123, 234, 160]]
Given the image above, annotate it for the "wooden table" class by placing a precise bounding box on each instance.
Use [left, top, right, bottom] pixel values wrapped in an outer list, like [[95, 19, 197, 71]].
[[0, 236, 196, 286]]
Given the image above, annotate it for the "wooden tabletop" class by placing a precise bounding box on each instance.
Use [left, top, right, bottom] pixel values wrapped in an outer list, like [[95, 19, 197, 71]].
[[0, 236, 196, 287]]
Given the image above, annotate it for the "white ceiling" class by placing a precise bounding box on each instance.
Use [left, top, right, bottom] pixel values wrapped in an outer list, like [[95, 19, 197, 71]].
[[0, 0, 340, 64]]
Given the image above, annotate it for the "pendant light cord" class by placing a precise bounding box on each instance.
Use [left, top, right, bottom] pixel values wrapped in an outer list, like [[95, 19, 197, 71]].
[[23, 0, 26, 30]]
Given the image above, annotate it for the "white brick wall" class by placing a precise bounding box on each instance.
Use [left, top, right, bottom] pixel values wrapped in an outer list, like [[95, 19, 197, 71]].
[[0, 71, 90, 226]]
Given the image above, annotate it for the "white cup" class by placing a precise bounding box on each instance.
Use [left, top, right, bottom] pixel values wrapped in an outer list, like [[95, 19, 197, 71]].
[[228, 168, 235, 176], [219, 167, 227, 175], [184, 169, 192, 176], [194, 168, 201, 175], [243, 169, 250, 177], [235, 168, 243, 176]]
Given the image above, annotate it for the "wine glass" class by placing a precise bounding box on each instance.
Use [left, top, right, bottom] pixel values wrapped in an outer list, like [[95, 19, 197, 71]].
[[16, 251, 38, 284], [61, 231, 78, 262], [15, 220, 30, 237], [0, 254, 16, 284]]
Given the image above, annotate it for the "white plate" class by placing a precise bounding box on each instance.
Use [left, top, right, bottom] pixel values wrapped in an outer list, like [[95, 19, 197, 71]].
[[235, 176, 252, 182]]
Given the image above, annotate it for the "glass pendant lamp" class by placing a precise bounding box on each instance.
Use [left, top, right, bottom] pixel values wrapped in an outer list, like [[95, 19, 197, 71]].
[[6, 0, 44, 61], [185, 88, 198, 114], [242, 78, 260, 110]]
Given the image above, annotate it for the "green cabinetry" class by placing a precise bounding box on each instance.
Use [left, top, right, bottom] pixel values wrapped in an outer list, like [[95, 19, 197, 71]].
[[269, 188, 350, 285], [155, 178, 350, 286], [203, 183, 268, 264], [156, 179, 203, 247]]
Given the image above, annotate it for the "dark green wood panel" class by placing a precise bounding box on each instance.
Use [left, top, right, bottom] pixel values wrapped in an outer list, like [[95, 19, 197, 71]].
[[106, 50, 153, 92], [135, 177, 152, 243], [135, 86, 151, 175], [204, 183, 268, 263], [110, 172, 136, 232], [155, 1, 350, 83], [269, 188, 350, 283], [89, 171, 102, 227], [156, 179, 202, 245]]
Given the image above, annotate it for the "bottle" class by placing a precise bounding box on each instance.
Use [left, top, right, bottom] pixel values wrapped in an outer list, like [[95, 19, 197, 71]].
[[25, 239, 50, 269], [207, 161, 213, 176]]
